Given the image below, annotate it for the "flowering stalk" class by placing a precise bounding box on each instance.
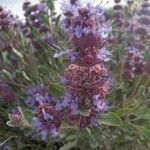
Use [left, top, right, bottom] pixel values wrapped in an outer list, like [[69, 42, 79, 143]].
[[128, 0, 150, 50], [122, 0, 150, 79], [60, 0, 111, 128]]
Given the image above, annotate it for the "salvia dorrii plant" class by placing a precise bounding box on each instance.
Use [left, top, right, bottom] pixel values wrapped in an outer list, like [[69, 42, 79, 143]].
[[60, 0, 112, 128], [22, 1, 111, 139], [22, 0, 112, 141]]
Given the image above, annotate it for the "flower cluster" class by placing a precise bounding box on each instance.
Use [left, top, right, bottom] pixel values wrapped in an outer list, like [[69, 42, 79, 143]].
[[26, 84, 63, 140], [25, 0, 111, 139], [23, 1, 48, 34], [32, 103, 62, 140], [26, 83, 51, 108], [60, 0, 111, 128], [0, 5, 11, 31], [123, 49, 144, 80], [7, 108, 22, 127], [0, 144, 8, 150], [0, 5, 20, 32], [122, 47, 149, 80], [128, 0, 150, 50], [123, 0, 150, 80], [22, 1, 53, 51], [7, 107, 31, 128]]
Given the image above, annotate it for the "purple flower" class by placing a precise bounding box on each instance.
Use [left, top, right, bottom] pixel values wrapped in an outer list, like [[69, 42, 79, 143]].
[[62, 92, 79, 115], [74, 25, 84, 39], [98, 27, 112, 39], [62, 92, 71, 107], [43, 111, 54, 121], [92, 95, 108, 112], [40, 130, 48, 140], [70, 97, 79, 115], [97, 48, 111, 62], [39, 125, 58, 140], [32, 119, 53, 140], [50, 125, 58, 137], [90, 117, 98, 127], [32, 103, 62, 140], [26, 84, 51, 108], [55, 102, 63, 111], [0, 144, 8, 150], [60, 19, 72, 33], [60, 0, 78, 15], [36, 3, 47, 14], [67, 51, 79, 62], [60, 77, 69, 84], [87, 3, 104, 17]]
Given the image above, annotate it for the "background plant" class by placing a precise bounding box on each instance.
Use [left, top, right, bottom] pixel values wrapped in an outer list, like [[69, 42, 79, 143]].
[[0, 0, 150, 150]]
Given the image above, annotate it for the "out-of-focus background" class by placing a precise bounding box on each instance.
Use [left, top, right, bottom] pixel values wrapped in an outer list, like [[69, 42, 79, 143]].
[[0, 0, 126, 19]]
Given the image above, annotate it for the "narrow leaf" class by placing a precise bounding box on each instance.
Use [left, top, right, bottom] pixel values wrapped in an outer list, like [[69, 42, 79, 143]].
[[97, 112, 122, 127], [59, 141, 76, 150], [12, 48, 23, 58], [47, 0, 54, 10], [132, 124, 150, 140], [137, 85, 146, 100], [49, 82, 65, 96]]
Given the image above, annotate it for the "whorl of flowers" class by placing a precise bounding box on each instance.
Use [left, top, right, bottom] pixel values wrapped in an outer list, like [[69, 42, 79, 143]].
[[0, 5, 20, 32], [122, 47, 149, 80], [113, 0, 125, 28], [0, 81, 16, 102], [23, 1, 48, 33], [22, 1, 53, 50], [128, 0, 150, 50], [26, 84, 63, 140], [26, 84, 51, 108], [60, 0, 111, 128], [0, 5, 11, 31]]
